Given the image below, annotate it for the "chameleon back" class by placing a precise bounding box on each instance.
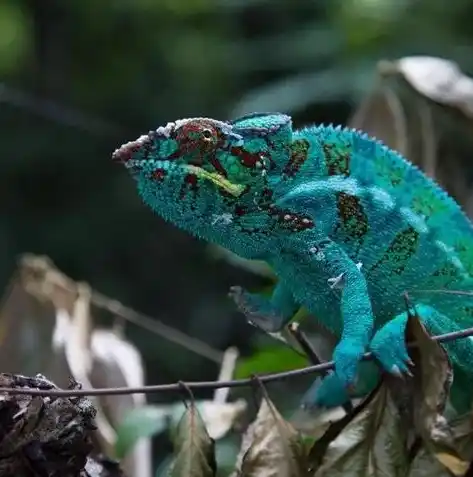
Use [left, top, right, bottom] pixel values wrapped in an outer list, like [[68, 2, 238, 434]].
[[276, 125, 473, 324]]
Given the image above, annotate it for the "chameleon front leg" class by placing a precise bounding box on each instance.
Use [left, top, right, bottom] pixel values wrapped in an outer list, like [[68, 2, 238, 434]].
[[297, 234, 375, 392], [231, 231, 375, 406], [229, 281, 299, 332]]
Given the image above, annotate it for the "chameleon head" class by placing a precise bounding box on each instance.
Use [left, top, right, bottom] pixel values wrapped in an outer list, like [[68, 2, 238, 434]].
[[112, 113, 293, 248]]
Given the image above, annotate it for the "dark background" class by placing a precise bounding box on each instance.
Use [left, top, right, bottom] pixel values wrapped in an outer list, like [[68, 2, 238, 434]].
[[1, 0, 473, 406]]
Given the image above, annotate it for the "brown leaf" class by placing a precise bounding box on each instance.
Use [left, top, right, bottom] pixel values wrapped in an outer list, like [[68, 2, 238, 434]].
[[168, 402, 216, 477], [307, 383, 409, 477], [406, 312, 453, 427], [234, 394, 308, 477], [349, 83, 409, 156], [449, 412, 473, 462], [290, 404, 352, 442], [349, 56, 473, 217], [407, 447, 460, 477], [405, 312, 469, 476], [381, 56, 473, 119]]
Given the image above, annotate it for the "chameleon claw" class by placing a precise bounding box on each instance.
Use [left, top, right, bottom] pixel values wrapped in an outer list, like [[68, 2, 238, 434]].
[[390, 365, 405, 379]]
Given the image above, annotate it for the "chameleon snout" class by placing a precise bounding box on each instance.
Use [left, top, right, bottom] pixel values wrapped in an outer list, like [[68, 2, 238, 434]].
[[112, 134, 152, 163]]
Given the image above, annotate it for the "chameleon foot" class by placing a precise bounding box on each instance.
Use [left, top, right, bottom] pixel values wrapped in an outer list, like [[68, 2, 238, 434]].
[[302, 372, 352, 409], [228, 285, 286, 333], [369, 314, 414, 377], [332, 338, 366, 387], [301, 338, 365, 408]]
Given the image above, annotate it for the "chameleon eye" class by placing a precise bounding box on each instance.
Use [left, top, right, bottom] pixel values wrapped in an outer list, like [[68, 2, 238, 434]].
[[201, 128, 214, 141]]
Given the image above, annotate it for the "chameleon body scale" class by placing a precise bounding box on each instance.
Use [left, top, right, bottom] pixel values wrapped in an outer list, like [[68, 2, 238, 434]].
[[113, 113, 473, 412]]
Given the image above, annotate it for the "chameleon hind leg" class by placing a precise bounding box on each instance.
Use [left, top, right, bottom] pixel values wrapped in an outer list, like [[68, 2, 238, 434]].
[[370, 304, 473, 414], [301, 360, 381, 409]]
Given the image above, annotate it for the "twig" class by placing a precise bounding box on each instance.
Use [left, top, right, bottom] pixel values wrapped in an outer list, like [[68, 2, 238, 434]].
[[91, 290, 224, 363], [17, 254, 223, 363], [0, 325, 470, 397], [0, 83, 124, 137]]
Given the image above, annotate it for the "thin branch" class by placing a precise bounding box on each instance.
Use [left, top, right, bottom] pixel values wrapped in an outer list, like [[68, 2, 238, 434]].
[[0, 83, 125, 137], [91, 289, 224, 363], [0, 325, 471, 397], [17, 254, 224, 363]]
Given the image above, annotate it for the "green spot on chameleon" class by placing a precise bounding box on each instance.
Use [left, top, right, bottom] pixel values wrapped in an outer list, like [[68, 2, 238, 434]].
[[374, 159, 404, 187], [323, 142, 351, 176], [411, 188, 449, 220], [336, 192, 369, 241], [370, 226, 420, 275], [454, 239, 473, 275]]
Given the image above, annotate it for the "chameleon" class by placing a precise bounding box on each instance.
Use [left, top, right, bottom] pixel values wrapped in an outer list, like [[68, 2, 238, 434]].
[[112, 112, 473, 413]]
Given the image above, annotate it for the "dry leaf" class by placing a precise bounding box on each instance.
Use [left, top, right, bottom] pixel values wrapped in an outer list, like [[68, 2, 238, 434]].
[[0, 277, 58, 376], [349, 55, 473, 217], [91, 328, 151, 477], [405, 312, 469, 476], [308, 383, 408, 477], [234, 394, 307, 477], [349, 84, 409, 156], [192, 400, 247, 440], [168, 403, 216, 477], [381, 56, 473, 118], [449, 412, 473, 462], [406, 313, 453, 430], [407, 447, 456, 477]]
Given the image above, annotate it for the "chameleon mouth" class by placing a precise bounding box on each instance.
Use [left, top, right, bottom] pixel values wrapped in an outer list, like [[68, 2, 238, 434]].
[[183, 164, 245, 197]]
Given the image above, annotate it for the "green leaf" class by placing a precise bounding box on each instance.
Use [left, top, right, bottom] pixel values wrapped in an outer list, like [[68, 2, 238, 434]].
[[168, 403, 216, 477], [114, 405, 171, 458], [235, 345, 307, 379], [0, 3, 31, 75]]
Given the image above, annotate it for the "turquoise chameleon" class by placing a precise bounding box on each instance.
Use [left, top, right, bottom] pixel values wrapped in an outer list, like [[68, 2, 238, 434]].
[[112, 112, 473, 413]]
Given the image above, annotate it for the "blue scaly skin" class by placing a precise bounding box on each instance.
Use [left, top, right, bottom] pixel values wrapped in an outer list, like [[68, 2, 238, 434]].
[[112, 113, 473, 413]]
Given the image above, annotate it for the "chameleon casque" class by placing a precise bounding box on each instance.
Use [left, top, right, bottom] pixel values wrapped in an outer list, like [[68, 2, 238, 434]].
[[112, 112, 473, 413]]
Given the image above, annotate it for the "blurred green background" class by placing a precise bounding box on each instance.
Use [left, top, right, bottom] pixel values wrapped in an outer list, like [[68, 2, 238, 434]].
[[1, 0, 473, 418]]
